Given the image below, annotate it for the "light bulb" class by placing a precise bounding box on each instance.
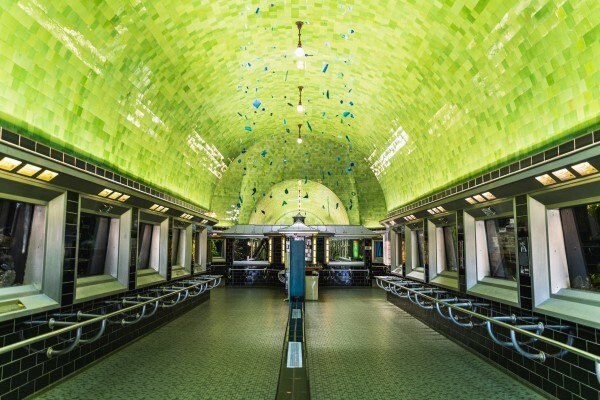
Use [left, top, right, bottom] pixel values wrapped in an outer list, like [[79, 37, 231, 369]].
[[297, 136, 303, 144], [296, 59, 305, 70], [295, 45, 305, 57], [297, 104, 304, 113]]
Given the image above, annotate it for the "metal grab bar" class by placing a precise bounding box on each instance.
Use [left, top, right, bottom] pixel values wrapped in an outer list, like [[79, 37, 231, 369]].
[[2, 276, 221, 358], [48, 327, 82, 358], [24, 318, 83, 358], [486, 316, 541, 347], [509, 324, 574, 362], [447, 302, 489, 328], [435, 298, 471, 320], [54, 312, 108, 345], [151, 290, 185, 307], [375, 276, 600, 384], [123, 298, 161, 319]]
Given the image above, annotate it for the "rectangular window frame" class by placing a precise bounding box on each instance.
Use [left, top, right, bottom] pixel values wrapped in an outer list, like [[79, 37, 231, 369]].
[[171, 219, 192, 279], [328, 238, 364, 266], [464, 200, 519, 306], [74, 196, 130, 302], [529, 177, 600, 328], [405, 221, 426, 281], [136, 211, 168, 288], [428, 214, 459, 289], [209, 238, 226, 263], [0, 175, 65, 321]]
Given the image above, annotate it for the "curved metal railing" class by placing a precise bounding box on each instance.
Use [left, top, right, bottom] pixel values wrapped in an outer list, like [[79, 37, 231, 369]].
[[375, 275, 600, 384], [5, 275, 221, 358]]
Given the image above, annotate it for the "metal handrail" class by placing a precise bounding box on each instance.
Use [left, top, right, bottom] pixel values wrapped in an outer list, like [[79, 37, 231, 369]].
[[1, 276, 220, 356], [375, 276, 600, 384]]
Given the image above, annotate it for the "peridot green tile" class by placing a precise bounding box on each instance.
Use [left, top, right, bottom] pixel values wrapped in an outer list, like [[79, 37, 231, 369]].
[[0, 1, 597, 224]]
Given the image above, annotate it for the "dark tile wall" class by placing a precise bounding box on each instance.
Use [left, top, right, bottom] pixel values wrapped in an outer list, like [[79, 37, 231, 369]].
[[0, 282, 211, 400], [387, 290, 599, 400], [228, 267, 285, 287], [61, 191, 79, 305], [129, 208, 139, 290]]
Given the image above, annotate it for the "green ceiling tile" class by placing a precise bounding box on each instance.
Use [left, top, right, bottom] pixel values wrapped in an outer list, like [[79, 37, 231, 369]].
[[0, 1, 597, 224]]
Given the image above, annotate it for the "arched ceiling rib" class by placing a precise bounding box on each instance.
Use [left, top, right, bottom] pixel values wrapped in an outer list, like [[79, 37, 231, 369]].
[[0, 1, 597, 224]]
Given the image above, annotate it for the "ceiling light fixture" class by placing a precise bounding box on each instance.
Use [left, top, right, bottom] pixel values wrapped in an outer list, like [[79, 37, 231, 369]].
[[295, 21, 305, 57], [297, 123, 303, 144], [297, 86, 305, 113]]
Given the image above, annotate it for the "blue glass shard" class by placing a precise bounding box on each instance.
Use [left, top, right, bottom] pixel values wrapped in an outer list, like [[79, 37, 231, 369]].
[[253, 99, 261, 108], [282, 201, 287, 206], [256, 8, 260, 14], [343, 111, 350, 117], [245, 126, 252, 131], [285, 188, 289, 194], [326, 90, 329, 99], [322, 63, 329, 73], [261, 150, 267, 157], [307, 121, 312, 131]]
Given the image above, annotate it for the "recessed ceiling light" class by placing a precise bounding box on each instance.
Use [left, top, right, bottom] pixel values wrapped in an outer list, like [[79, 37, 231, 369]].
[[535, 174, 556, 186], [98, 189, 113, 197], [108, 191, 122, 200], [155, 205, 165, 212], [117, 194, 130, 202], [427, 209, 435, 215], [161, 207, 169, 213], [482, 192, 496, 200], [0, 157, 22, 171], [437, 206, 446, 212], [201, 219, 208, 224], [473, 194, 486, 203], [571, 162, 598, 176], [36, 170, 58, 181], [552, 168, 576, 181], [16, 164, 42, 176], [465, 197, 477, 205], [149, 204, 159, 211]]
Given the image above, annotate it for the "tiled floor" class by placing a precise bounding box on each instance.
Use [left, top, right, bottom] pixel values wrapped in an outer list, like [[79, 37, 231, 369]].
[[306, 287, 546, 400], [32, 286, 546, 400], [32, 287, 289, 400]]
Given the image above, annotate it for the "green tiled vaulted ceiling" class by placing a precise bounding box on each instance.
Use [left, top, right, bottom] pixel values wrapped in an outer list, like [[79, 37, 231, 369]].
[[0, 1, 598, 226]]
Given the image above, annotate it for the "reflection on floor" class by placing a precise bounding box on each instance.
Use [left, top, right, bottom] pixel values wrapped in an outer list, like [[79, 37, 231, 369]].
[[306, 288, 545, 400], [32, 286, 545, 400]]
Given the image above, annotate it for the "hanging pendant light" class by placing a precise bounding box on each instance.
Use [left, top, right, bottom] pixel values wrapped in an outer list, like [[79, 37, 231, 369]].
[[297, 123, 303, 144], [297, 86, 305, 113], [295, 21, 305, 57]]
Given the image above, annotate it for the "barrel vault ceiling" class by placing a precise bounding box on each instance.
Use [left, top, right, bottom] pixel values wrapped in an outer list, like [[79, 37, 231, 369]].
[[0, 1, 598, 227]]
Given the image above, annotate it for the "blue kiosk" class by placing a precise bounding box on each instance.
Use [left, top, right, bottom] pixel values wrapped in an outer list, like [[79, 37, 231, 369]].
[[279, 213, 318, 301]]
